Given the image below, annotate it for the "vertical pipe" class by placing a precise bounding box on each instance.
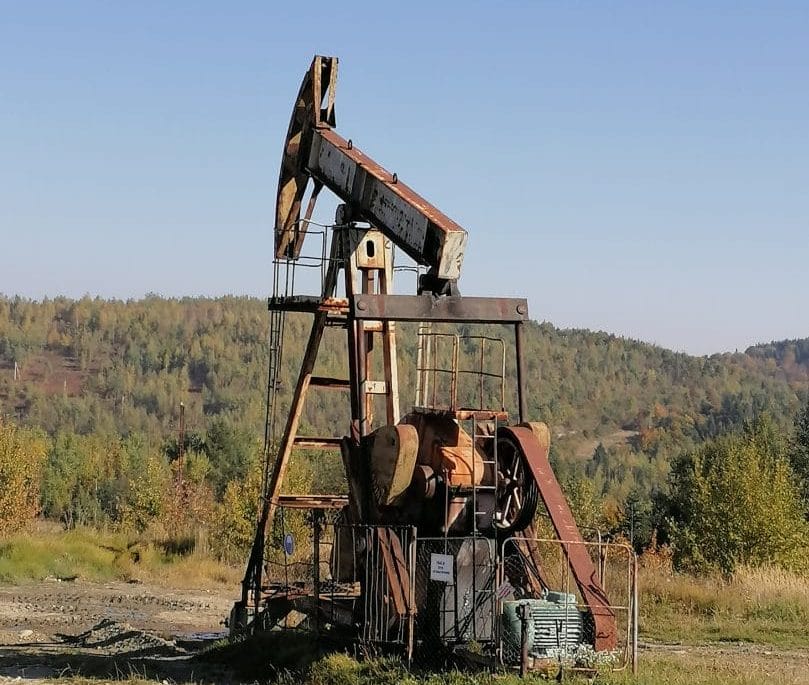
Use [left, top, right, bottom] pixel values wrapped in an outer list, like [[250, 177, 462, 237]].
[[632, 554, 639, 674], [479, 339, 485, 409], [356, 323, 369, 437], [347, 317, 361, 440], [451, 335, 459, 410], [471, 417, 477, 537], [416, 328, 424, 407], [313, 511, 322, 637], [499, 338, 506, 412], [518, 603, 529, 677], [407, 526, 417, 667], [515, 323, 527, 424]]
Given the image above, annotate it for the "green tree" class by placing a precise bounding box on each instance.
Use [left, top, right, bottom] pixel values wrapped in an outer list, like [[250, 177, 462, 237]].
[[0, 420, 48, 535], [788, 395, 809, 515], [204, 418, 257, 496], [665, 418, 809, 574]]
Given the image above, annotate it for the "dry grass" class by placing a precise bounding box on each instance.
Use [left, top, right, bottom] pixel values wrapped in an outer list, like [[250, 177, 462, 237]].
[[605, 647, 809, 685], [0, 524, 241, 588], [640, 562, 809, 648]]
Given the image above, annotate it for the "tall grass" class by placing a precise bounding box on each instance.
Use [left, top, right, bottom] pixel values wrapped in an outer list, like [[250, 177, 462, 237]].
[[0, 524, 241, 587], [640, 563, 809, 647]]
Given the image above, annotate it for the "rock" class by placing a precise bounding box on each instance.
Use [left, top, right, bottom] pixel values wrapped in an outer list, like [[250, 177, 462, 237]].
[[18, 629, 34, 639]]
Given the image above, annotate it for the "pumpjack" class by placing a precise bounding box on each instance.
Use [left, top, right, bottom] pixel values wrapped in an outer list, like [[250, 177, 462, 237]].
[[233, 56, 620, 667]]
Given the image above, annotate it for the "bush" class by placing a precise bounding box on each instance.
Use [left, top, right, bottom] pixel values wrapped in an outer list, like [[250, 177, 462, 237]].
[[0, 420, 48, 535], [666, 417, 809, 574]]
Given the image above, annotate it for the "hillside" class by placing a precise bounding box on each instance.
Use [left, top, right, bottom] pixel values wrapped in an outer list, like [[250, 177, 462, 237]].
[[1, 295, 804, 435], [0, 294, 806, 519]]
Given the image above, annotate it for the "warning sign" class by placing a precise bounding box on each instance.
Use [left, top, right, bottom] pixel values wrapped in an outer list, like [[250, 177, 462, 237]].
[[430, 553, 453, 583]]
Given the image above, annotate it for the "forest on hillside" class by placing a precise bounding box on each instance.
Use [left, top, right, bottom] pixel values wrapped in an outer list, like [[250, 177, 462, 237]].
[[1, 294, 808, 567]]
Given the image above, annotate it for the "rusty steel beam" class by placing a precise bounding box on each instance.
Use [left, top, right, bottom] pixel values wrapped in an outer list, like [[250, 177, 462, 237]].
[[269, 295, 349, 314], [350, 294, 528, 324], [276, 495, 349, 509], [501, 426, 617, 651], [309, 376, 351, 390], [308, 127, 467, 280]]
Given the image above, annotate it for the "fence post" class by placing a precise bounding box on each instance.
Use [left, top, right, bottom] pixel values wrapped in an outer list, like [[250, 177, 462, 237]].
[[631, 553, 638, 674], [313, 510, 322, 637], [517, 602, 529, 677], [407, 526, 417, 666]]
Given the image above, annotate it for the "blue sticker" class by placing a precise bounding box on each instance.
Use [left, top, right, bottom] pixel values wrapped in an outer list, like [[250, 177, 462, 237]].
[[283, 534, 295, 556]]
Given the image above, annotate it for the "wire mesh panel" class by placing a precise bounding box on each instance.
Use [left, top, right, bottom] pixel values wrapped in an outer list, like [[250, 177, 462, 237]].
[[259, 508, 415, 653], [499, 536, 637, 674], [412, 536, 498, 668], [260, 506, 342, 631], [339, 524, 415, 647]]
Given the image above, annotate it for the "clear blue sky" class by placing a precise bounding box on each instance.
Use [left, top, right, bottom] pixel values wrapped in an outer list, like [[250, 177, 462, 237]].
[[1, 2, 807, 355]]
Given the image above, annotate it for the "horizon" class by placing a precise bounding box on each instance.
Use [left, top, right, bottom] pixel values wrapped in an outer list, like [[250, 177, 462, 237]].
[[1, 3, 807, 356]]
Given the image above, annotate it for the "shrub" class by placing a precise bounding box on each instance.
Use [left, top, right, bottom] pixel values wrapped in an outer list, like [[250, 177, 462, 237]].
[[666, 417, 809, 574], [0, 420, 48, 535]]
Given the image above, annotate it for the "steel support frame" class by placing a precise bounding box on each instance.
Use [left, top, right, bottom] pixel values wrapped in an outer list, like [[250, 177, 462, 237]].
[[349, 293, 530, 425]]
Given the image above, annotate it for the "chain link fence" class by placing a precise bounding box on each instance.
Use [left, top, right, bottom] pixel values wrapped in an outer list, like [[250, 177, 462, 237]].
[[255, 512, 637, 675], [411, 536, 498, 669], [499, 536, 637, 675], [259, 507, 416, 652]]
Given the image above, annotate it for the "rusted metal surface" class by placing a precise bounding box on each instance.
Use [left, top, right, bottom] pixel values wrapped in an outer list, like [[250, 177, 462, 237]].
[[275, 494, 349, 509], [309, 127, 467, 280], [501, 426, 618, 651], [268, 295, 349, 314], [351, 294, 529, 323], [274, 55, 468, 281], [275, 56, 337, 259], [377, 527, 411, 617]]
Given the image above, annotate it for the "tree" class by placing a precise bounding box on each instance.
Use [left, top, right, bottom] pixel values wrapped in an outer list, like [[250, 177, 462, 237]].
[[204, 418, 257, 496], [665, 417, 809, 574], [0, 420, 48, 535], [788, 395, 809, 515]]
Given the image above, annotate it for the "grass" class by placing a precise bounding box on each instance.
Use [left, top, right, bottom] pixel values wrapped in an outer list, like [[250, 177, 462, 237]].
[[1, 527, 807, 683], [198, 639, 809, 685], [0, 524, 241, 587], [603, 650, 809, 685], [639, 564, 809, 649]]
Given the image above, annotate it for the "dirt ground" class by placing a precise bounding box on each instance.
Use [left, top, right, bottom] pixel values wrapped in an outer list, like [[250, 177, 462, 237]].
[[0, 578, 237, 683], [2, 580, 808, 684]]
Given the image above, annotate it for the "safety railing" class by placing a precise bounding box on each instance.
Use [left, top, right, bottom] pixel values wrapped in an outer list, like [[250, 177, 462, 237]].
[[415, 327, 506, 413]]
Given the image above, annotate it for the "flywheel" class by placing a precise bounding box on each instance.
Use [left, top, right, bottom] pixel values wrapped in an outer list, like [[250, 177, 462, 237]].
[[492, 427, 539, 536]]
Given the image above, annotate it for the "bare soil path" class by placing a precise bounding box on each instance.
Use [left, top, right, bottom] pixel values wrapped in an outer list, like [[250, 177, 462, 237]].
[[0, 579, 237, 683]]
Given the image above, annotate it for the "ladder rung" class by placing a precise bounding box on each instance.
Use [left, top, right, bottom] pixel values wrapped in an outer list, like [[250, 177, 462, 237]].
[[310, 376, 351, 390], [293, 436, 343, 450]]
